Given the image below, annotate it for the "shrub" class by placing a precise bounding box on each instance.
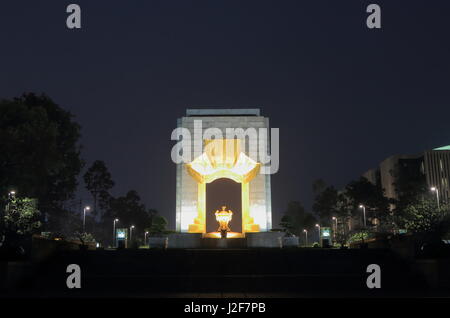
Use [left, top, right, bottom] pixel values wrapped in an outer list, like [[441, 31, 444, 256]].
[[147, 215, 168, 236]]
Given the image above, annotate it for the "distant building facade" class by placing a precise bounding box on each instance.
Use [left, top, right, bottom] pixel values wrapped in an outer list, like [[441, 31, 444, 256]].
[[362, 168, 380, 188], [363, 145, 450, 205]]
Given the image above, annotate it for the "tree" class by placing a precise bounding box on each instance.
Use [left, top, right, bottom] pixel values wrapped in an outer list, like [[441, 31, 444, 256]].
[[83, 160, 115, 217], [345, 177, 390, 226], [400, 197, 450, 236], [282, 201, 317, 236], [335, 192, 352, 218], [0, 93, 83, 228], [392, 164, 428, 214], [313, 186, 339, 223], [4, 196, 41, 235], [107, 190, 152, 241], [48, 208, 82, 239], [146, 215, 168, 236], [279, 214, 295, 236], [73, 231, 96, 246], [146, 208, 158, 230], [346, 177, 389, 211]]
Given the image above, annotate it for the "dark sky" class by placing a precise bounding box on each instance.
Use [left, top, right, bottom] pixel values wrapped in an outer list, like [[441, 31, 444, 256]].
[[1, 1, 450, 229]]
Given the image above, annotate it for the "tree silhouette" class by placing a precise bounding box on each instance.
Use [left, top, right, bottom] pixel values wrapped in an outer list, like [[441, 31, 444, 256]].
[[0, 93, 83, 230], [345, 177, 389, 214], [282, 201, 317, 236], [313, 186, 339, 224], [83, 160, 115, 218], [108, 190, 152, 238]]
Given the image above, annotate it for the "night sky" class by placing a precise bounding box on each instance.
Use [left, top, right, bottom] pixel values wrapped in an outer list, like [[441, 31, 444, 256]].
[[1, 1, 450, 229]]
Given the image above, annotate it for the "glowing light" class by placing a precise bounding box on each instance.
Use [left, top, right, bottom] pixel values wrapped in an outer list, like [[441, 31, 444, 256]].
[[186, 139, 260, 184], [434, 145, 450, 151], [185, 139, 262, 236], [204, 232, 242, 239], [249, 203, 266, 232], [215, 206, 233, 233], [215, 208, 233, 223]]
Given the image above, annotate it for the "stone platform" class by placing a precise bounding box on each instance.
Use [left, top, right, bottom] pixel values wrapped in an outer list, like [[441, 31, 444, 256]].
[[4, 248, 431, 297], [167, 232, 285, 249], [200, 238, 246, 249]]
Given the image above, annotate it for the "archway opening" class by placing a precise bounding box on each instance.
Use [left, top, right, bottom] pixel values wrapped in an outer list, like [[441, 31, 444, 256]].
[[206, 178, 242, 234]]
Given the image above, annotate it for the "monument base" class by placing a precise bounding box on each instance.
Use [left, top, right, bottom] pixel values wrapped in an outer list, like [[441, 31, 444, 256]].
[[246, 232, 283, 248], [167, 233, 203, 248], [201, 238, 246, 248], [282, 236, 299, 248], [167, 232, 285, 248]]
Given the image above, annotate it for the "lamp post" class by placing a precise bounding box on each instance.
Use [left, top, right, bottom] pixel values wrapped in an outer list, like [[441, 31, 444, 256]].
[[315, 224, 321, 244], [113, 218, 119, 247], [359, 204, 366, 228], [83, 206, 90, 232], [7, 190, 16, 214], [431, 187, 440, 209], [144, 231, 149, 246], [2, 190, 16, 238], [303, 229, 308, 247], [7, 190, 16, 209], [332, 216, 337, 241], [130, 225, 135, 243]]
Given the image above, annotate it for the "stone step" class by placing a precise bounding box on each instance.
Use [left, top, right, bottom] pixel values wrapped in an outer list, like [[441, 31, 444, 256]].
[[5, 248, 428, 295], [27, 271, 426, 293], [200, 238, 247, 248]]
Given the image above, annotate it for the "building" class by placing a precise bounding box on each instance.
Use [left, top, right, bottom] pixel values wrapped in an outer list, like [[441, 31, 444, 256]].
[[363, 145, 450, 204], [379, 154, 423, 201], [174, 109, 273, 237], [362, 168, 380, 187]]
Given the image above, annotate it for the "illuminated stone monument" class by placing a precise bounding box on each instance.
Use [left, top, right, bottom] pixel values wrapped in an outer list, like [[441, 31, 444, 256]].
[[175, 109, 272, 239]]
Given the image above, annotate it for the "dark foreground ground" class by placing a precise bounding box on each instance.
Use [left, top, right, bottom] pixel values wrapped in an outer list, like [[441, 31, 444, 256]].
[[0, 248, 448, 298]]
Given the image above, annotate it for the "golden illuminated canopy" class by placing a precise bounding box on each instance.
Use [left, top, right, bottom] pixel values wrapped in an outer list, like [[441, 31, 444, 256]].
[[186, 139, 260, 183], [186, 139, 261, 235]]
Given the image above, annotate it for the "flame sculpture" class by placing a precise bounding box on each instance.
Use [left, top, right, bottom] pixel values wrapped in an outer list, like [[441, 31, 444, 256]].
[[215, 206, 233, 238]]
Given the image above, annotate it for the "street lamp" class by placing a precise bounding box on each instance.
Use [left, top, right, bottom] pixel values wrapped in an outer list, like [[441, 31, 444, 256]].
[[113, 218, 119, 248], [144, 231, 149, 245], [332, 217, 338, 241], [315, 224, 321, 243], [2, 190, 16, 233], [431, 187, 440, 209], [83, 206, 90, 232], [130, 225, 135, 242], [303, 229, 308, 247], [359, 204, 366, 228]]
